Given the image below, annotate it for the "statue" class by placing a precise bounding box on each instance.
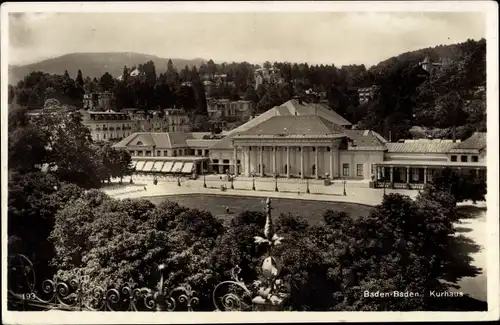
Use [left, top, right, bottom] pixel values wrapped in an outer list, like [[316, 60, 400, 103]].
[[252, 198, 288, 309]]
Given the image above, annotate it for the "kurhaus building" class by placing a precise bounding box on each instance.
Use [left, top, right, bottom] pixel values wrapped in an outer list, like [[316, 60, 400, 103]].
[[113, 99, 487, 187]]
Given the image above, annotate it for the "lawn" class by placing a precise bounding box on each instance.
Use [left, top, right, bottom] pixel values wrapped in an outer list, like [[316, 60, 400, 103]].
[[146, 194, 374, 224]]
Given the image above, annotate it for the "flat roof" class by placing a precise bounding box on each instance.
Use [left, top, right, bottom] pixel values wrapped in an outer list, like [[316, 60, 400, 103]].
[[376, 160, 486, 168], [131, 156, 209, 162]]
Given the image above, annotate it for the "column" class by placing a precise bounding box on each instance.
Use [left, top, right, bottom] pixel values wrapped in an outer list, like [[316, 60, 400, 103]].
[[233, 146, 238, 176], [390, 166, 394, 183], [424, 167, 428, 184], [315, 146, 319, 179], [406, 166, 410, 184], [300, 146, 304, 179], [330, 146, 334, 178], [273, 146, 277, 175], [246, 147, 251, 177], [332, 143, 340, 178], [376, 166, 381, 180], [286, 146, 290, 178], [260, 146, 264, 177]]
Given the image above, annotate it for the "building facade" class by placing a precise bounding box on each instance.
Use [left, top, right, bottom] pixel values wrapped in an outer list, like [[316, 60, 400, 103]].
[[80, 110, 136, 142], [81, 108, 191, 142], [254, 67, 284, 90], [373, 133, 487, 189], [83, 92, 115, 111], [112, 99, 487, 187], [206, 98, 255, 119], [358, 86, 378, 104]]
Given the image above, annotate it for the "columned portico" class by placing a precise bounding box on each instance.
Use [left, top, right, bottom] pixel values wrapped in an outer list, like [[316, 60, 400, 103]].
[[315, 146, 319, 179], [246, 147, 251, 177], [300, 147, 304, 178], [260, 146, 264, 177], [329, 146, 334, 178], [273, 146, 277, 175], [286, 146, 290, 178], [232, 136, 344, 180], [233, 146, 238, 176]]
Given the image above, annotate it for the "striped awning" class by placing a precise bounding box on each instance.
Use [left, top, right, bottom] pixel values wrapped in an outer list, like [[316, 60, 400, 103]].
[[161, 161, 174, 173], [135, 161, 146, 171], [171, 162, 184, 173], [181, 162, 194, 173], [142, 161, 155, 172], [152, 161, 164, 171]]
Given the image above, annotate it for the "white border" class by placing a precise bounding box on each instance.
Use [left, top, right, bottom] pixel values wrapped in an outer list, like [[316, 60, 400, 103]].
[[1, 1, 499, 323]]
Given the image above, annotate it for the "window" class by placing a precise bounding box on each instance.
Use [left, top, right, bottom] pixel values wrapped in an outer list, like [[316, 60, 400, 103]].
[[472, 155, 479, 162], [157, 151, 161, 156], [450, 155, 457, 162], [312, 147, 316, 152], [198, 149, 203, 156], [136, 141, 143, 146], [163, 150, 168, 156], [356, 164, 363, 177], [137, 151, 143, 156], [343, 164, 350, 177], [145, 151, 152, 157], [327, 147, 331, 152], [461, 155, 468, 162], [173, 150, 177, 157]]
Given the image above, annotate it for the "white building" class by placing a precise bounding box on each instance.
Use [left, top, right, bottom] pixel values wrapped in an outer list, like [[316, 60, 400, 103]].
[[113, 99, 487, 188]]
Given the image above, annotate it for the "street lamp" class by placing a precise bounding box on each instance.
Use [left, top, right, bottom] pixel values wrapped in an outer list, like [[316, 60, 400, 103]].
[[230, 175, 234, 190], [306, 178, 310, 194], [177, 168, 181, 186], [152, 167, 158, 185], [274, 173, 279, 192], [381, 176, 386, 197], [251, 171, 256, 191], [203, 170, 207, 188], [343, 179, 347, 196]]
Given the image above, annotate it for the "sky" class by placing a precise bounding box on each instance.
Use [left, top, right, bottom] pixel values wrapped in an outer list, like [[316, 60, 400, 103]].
[[8, 11, 486, 67]]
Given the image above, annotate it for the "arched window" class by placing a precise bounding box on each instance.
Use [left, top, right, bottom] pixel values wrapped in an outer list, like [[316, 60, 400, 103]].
[[136, 141, 143, 145]]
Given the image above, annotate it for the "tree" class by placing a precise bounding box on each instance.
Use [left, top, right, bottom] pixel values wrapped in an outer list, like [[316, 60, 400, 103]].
[[256, 85, 282, 113], [92, 142, 133, 183], [99, 72, 115, 92], [8, 171, 85, 279], [243, 86, 259, 104], [191, 115, 212, 132], [430, 168, 486, 203], [51, 197, 225, 309], [8, 84, 15, 104], [32, 109, 101, 188]]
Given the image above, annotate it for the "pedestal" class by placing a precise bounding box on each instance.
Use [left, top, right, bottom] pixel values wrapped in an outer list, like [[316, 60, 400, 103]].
[[252, 294, 288, 311]]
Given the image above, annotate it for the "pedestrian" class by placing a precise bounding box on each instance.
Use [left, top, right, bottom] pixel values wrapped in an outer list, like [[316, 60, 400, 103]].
[[225, 207, 230, 214], [144, 186, 147, 191], [297, 191, 300, 195]]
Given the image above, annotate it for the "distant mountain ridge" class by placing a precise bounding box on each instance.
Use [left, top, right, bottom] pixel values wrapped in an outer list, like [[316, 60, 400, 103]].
[[8, 52, 207, 85]]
